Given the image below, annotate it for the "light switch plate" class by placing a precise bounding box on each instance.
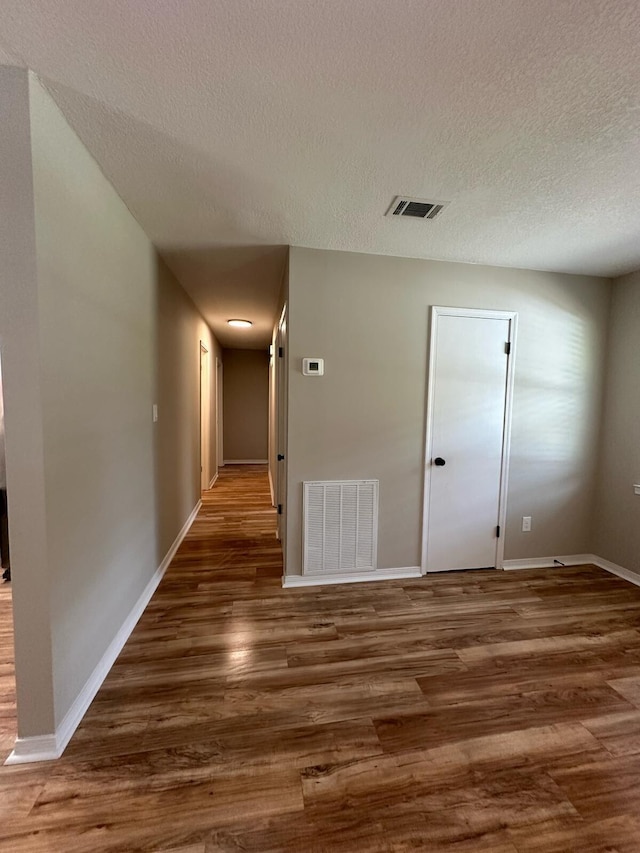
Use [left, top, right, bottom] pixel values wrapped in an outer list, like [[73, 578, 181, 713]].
[[634, 484, 640, 496]]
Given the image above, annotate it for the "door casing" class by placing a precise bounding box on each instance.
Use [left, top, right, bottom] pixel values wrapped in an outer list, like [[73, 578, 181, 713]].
[[275, 304, 288, 549], [421, 306, 518, 574], [216, 357, 223, 471], [200, 342, 210, 491]]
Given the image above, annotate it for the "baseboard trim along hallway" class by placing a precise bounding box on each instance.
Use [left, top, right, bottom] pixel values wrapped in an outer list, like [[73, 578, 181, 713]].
[[284, 555, 640, 589], [282, 567, 422, 587], [502, 553, 640, 588], [5, 499, 203, 765], [502, 554, 595, 571]]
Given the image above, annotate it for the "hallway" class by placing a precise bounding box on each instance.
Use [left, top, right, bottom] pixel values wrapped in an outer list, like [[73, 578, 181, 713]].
[[2, 468, 640, 850]]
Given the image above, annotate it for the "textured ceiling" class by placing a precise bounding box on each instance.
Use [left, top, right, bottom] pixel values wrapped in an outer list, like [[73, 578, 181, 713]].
[[3, 1, 640, 343]]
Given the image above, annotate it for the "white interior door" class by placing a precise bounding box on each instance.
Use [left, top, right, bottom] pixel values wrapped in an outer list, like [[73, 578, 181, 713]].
[[423, 307, 516, 573]]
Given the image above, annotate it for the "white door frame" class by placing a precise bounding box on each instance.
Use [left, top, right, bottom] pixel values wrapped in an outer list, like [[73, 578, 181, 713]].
[[421, 306, 518, 575], [216, 357, 223, 470], [200, 342, 210, 491], [275, 303, 288, 549]]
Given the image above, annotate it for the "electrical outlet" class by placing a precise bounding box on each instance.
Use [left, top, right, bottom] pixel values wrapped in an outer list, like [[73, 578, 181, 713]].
[[522, 516, 532, 532], [634, 484, 640, 496]]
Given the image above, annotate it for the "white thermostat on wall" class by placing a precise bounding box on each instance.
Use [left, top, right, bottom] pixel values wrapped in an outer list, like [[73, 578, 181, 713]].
[[302, 357, 324, 376]]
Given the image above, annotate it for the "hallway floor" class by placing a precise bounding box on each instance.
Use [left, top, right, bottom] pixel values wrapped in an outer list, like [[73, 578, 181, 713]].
[[2, 466, 640, 850], [0, 576, 15, 764]]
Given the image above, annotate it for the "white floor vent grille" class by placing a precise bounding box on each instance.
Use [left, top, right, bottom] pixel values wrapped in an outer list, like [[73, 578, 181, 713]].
[[303, 480, 378, 575]]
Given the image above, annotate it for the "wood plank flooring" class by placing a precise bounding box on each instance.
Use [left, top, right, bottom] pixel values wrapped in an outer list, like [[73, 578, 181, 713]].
[[2, 465, 640, 850]]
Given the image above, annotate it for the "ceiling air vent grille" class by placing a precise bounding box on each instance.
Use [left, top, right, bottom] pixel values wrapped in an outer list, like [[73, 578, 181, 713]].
[[386, 196, 449, 220]]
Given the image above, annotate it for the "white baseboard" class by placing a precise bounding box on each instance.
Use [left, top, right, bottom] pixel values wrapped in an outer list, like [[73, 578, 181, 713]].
[[502, 554, 594, 571], [282, 567, 422, 588], [208, 472, 218, 489], [224, 459, 268, 465], [502, 553, 640, 590], [285, 555, 640, 590], [4, 734, 59, 765], [590, 555, 640, 589], [5, 499, 202, 766], [268, 468, 275, 507]]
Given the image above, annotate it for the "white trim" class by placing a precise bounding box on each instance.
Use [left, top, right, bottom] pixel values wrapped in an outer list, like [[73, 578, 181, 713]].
[[5, 499, 202, 766], [3, 735, 59, 765], [275, 301, 288, 559], [224, 459, 268, 464], [200, 341, 211, 491], [208, 472, 218, 490], [282, 567, 421, 588], [421, 306, 517, 575], [216, 357, 224, 468], [501, 553, 640, 589], [590, 555, 640, 588], [283, 555, 640, 590], [502, 554, 594, 571], [268, 468, 275, 507]]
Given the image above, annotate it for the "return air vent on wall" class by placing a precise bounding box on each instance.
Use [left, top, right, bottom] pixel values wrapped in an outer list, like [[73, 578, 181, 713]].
[[386, 196, 449, 220], [303, 480, 378, 575]]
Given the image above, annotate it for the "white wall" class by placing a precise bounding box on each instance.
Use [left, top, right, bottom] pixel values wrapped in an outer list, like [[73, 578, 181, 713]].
[[593, 272, 640, 575], [286, 247, 611, 575]]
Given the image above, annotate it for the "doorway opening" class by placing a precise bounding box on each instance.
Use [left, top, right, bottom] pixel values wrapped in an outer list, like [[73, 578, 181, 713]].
[[215, 340, 277, 552], [422, 306, 517, 574]]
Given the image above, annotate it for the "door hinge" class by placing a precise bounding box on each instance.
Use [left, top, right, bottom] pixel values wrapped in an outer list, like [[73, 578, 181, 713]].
[[505, 341, 511, 355], [278, 346, 284, 358], [496, 525, 501, 538], [277, 504, 283, 515]]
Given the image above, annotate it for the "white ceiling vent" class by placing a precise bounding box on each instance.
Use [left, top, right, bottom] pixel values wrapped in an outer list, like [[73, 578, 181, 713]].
[[386, 196, 449, 220]]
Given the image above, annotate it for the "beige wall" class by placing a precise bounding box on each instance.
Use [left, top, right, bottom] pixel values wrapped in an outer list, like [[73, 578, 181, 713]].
[[223, 349, 269, 461], [30, 74, 158, 725], [593, 272, 640, 575], [286, 247, 611, 575], [0, 68, 56, 737], [0, 71, 220, 740], [154, 259, 221, 559]]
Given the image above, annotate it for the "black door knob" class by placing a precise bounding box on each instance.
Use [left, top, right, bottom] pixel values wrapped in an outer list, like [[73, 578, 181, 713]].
[[434, 457, 446, 466], [277, 454, 285, 461]]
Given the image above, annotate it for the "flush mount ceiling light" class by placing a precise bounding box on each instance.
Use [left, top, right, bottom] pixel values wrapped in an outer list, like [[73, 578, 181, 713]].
[[227, 319, 252, 328]]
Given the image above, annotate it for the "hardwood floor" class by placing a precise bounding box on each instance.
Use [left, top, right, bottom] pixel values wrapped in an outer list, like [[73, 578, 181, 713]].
[[2, 465, 640, 850], [0, 575, 15, 765]]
